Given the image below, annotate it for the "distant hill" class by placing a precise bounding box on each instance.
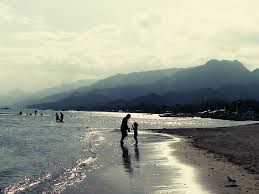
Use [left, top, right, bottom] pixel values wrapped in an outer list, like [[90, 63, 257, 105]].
[[87, 68, 181, 90], [27, 68, 181, 108], [253, 69, 259, 80], [28, 60, 259, 110], [151, 60, 253, 93], [0, 89, 28, 107], [4, 78, 98, 108], [98, 84, 259, 111], [15, 68, 180, 108]]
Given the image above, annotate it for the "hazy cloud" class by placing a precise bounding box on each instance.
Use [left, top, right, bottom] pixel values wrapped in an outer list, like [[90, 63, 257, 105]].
[[135, 12, 162, 29], [1, 0, 259, 94]]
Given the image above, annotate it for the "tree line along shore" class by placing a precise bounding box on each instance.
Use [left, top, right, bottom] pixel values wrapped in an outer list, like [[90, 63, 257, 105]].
[[100, 100, 259, 121]]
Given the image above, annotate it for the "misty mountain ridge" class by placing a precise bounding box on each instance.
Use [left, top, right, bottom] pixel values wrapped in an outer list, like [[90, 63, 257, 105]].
[[28, 59, 259, 110], [0, 89, 31, 107], [151, 59, 253, 93], [114, 85, 259, 109], [253, 69, 259, 80], [24, 68, 181, 107], [85, 67, 182, 90], [0, 78, 98, 107]]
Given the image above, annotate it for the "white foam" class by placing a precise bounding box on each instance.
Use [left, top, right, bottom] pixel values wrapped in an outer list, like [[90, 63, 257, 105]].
[[48, 157, 97, 194], [80, 130, 105, 154], [4, 156, 98, 194], [4, 173, 52, 194], [80, 131, 104, 143]]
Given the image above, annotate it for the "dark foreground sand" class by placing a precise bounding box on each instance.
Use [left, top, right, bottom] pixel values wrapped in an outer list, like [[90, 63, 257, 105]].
[[152, 123, 259, 193]]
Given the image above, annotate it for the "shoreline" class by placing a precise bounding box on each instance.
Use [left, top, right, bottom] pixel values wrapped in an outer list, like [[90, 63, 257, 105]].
[[151, 123, 259, 193], [62, 130, 213, 194]]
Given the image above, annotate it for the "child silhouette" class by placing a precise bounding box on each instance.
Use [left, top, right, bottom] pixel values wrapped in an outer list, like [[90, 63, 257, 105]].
[[132, 122, 139, 145]]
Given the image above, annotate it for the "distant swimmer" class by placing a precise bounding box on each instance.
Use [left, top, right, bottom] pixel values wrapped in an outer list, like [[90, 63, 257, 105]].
[[41, 113, 43, 116], [35, 110, 37, 115], [19, 111, 22, 115], [56, 113, 60, 122], [29, 113, 32, 116], [60, 112, 64, 123]]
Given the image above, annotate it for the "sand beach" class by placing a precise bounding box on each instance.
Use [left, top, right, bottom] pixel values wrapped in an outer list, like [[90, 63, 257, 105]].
[[152, 123, 259, 193]]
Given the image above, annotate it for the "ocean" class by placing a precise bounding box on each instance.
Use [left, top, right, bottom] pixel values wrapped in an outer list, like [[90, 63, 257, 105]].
[[0, 109, 256, 194]]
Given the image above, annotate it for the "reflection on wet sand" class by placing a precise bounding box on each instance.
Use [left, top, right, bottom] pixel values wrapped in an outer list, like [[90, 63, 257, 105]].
[[121, 144, 140, 175], [121, 144, 133, 174], [67, 132, 212, 194], [134, 144, 140, 162], [155, 137, 211, 194]]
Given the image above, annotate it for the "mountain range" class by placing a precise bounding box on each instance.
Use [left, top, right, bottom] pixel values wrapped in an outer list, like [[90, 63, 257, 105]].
[[28, 60, 259, 110], [0, 78, 98, 107]]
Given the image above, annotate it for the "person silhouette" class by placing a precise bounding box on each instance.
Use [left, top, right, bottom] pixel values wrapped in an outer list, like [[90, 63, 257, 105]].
[[132, 122, 139, 145], [55, 113, 60, 122], [120, 114, 131, 145], [60, 112, 64, 122]]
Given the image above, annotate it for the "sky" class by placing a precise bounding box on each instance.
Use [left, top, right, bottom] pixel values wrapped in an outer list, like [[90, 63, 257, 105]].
[[1, 0, 259, 95]]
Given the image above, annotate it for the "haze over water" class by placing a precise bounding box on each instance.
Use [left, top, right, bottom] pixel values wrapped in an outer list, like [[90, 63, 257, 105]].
[[0, 109, 256, 193]]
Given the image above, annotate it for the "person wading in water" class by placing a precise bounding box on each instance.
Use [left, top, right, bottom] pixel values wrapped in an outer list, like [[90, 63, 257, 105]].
[[120, 114, 131, 145], [60, 112, 64, 123], [56, 113, 60, 122]]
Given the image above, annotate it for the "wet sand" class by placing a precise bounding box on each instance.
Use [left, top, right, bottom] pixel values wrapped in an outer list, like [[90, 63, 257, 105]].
[[62, 130, 211, 194], [152, 123, 259, 193]]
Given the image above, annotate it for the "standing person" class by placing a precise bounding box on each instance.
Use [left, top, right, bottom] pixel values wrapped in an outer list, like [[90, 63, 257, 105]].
[[55, 113, 60, 122], [132, 122, 139, 145], [60, 112, 64, 123], [120, 114, 131, 145], [35, 110, 37, 115]]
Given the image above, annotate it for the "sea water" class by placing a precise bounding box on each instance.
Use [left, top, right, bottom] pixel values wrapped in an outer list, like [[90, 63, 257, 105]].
[[0, 109, 256, 193]]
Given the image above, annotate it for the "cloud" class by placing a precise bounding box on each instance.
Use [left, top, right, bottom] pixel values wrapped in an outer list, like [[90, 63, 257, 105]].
[[0, 2, 45, 27], [135, 12, 162, 29], [2, 0, 259, 93], [0, 2, 18, 23]]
